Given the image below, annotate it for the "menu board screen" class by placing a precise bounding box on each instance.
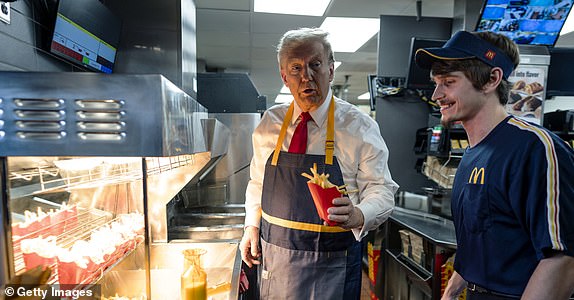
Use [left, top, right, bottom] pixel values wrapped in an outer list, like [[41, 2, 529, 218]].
[[476, 0, 573, 46]]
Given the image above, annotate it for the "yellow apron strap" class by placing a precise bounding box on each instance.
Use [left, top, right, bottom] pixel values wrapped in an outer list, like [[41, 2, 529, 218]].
[[271, 96, 335, 166], [262, 211, 349, 233], [325, 96, 335, 165], [271, 102, 295, 166]]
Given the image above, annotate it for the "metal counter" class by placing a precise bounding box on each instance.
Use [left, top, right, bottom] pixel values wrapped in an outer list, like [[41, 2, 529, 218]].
[[382, 207, 457, 300], [390, 207, 456, 247]]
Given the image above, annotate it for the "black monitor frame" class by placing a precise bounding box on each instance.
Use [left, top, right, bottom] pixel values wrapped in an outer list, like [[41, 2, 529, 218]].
[[546, 47, 574, 98], [49, 0, 122, 73], [405, 37, 446, 91]]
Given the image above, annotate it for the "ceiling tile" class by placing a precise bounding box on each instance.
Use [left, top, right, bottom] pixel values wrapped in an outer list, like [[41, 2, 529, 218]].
[[197, 10, 251, 32], [197, 31, 251, 47], [251, 13, 322, 33], [195, 0, 250, 11], [327, 0, 397, 17], [251, 33, 282, 48]]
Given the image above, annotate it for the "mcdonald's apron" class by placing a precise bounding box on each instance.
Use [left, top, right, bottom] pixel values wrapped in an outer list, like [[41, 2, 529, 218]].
[[258, 97, 362, 300]]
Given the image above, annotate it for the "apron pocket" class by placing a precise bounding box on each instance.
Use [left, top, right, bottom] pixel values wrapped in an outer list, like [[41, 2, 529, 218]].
[[260, 239, 348, 300]]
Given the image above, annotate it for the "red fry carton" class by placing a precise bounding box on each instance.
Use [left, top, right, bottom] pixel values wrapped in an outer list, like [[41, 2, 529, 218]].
[[307, 182, 341, 226]]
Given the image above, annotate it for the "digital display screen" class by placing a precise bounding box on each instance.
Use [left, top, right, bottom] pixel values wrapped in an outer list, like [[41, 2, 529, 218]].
[[50, 0, 121, 73], [546, 47, 574, 97], [476, 0, 574, 46]]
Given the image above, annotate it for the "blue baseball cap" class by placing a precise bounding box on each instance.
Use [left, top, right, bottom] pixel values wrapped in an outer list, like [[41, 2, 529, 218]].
[[415, 31, 516, 79]]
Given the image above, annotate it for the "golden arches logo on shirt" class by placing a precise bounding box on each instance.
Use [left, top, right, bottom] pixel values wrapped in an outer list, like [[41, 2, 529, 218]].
[[468, 167, 485, 185]]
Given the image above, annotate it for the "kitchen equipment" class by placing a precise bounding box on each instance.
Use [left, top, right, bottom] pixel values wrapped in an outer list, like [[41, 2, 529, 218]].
[[0, 72, 241, 299]]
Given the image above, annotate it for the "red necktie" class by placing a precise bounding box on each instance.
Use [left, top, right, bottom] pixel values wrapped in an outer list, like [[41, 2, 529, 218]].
[[288, 112, 312, 154]]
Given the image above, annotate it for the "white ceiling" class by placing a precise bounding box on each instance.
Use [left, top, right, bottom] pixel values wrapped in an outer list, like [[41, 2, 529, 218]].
[[194, 0, 574, 106]]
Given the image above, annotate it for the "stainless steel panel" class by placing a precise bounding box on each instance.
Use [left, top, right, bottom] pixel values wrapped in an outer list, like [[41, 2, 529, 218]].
[[0, 159, 11, 285], [205, 113, 260, 204], [202, 118, 230, 158], [169, 204, 245, 241], [0, 72, 208, 156]]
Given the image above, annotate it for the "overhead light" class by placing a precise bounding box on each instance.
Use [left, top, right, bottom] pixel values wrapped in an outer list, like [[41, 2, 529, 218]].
[[560, 11, 574, 35], [254, 0, 331, 16], [320, 17, 380, 52], [334, 61, 342, 70], [358, 92, 371, 100], [275, 94, 293, 103]]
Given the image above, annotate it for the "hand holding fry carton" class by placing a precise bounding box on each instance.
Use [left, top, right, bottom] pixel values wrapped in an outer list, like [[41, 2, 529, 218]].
[[302, 164, 352, 226]]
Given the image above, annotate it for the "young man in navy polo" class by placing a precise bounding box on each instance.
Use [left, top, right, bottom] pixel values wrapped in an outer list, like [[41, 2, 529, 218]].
[[416, 31, 574, 299]]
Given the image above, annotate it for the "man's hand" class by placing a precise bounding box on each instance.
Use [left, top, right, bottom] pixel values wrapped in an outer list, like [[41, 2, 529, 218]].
[[326, 197, 364, 229], [239, 226, 261, 268], [441, 271, 466, 300]]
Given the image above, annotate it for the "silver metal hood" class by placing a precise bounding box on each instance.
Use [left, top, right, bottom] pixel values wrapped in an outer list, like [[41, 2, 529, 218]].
[[0, 72, 209, 157]]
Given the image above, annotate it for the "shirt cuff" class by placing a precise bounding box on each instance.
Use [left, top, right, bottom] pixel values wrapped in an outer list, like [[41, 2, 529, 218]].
[[244, 210, 262, 229]]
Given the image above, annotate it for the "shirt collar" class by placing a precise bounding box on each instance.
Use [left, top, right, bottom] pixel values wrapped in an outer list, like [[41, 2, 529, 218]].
[[291, 89, 332, 127]]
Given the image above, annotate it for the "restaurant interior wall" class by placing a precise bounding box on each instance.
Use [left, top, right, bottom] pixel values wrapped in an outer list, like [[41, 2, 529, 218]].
[[375, 15, 452, 194], [0, 1, 79, 72], [105, 0, 198, 99], [0, 0, 197, 100]]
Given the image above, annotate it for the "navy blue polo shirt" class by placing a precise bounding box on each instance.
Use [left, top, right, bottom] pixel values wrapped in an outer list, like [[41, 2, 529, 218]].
[[451, 116, 574, 296]]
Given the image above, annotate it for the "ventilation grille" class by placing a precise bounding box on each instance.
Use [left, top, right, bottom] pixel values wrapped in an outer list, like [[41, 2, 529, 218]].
[[74, 99, 126, 141], [10, 98, 127, 142], [12, 98, 66, 140]]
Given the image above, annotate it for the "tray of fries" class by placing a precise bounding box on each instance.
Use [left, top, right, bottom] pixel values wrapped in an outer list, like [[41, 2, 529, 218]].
[[302, 164, 349, 226]]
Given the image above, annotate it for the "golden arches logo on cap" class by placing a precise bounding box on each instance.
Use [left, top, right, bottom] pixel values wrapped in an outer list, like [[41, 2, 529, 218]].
[[485, 50, 496, 61]]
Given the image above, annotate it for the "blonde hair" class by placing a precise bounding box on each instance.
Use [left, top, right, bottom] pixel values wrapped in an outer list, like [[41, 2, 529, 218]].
[[276, 27, 335, 68]]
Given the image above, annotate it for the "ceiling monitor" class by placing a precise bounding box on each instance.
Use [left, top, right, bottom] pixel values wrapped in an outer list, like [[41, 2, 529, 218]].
[[546, 47, 574, 98], [475, 0, 574, 46], [50, 0, 122, 73]]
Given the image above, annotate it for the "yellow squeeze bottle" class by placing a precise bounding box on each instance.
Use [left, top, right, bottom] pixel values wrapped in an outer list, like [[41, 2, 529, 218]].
[[181, 248, 207, 300]]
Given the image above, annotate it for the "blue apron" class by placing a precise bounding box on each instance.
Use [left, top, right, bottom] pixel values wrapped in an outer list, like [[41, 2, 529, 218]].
[[258, 98, 362, 299]]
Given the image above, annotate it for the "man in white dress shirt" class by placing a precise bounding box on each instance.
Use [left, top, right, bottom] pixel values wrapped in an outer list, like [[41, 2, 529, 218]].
[[240, 27, 398, 299]]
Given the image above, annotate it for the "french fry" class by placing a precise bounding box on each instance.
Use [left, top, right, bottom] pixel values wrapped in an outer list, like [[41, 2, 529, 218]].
[[301, 163, 352, 194]]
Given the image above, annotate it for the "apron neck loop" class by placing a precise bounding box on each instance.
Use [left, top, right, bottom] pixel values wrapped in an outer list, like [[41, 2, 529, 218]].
[[271, 96, 335, 166]]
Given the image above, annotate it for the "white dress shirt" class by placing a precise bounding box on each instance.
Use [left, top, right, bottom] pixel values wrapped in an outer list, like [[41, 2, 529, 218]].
[[244, 90, 398, 240]]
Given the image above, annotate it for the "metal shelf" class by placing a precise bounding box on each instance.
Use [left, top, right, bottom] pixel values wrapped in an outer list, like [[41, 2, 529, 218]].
[[8, 155, 197, 198], [386, 249, 432, 282], [422, 155, 459, 189], [13, 209, 144, 286]]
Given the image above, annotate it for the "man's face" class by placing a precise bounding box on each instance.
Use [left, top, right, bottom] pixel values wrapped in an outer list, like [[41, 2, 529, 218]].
[[431, 71, 486, 126], [280, 41, 334, 112]]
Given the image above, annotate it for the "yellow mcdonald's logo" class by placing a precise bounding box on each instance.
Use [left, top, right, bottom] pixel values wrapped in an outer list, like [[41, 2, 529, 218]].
[[468, 167, 485, 184], [485, 50, 496, 60]]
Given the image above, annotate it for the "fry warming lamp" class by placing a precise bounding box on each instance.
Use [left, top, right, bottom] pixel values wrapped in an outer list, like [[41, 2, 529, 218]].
[[0, 72, 241, 299]]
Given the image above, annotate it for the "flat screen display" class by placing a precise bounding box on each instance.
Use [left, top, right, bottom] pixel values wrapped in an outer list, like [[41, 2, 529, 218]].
[[50, 0, 121, 73], [476, 0, 574, 46], [405, 37, 446, 90], [546, 47, 574, 97]]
